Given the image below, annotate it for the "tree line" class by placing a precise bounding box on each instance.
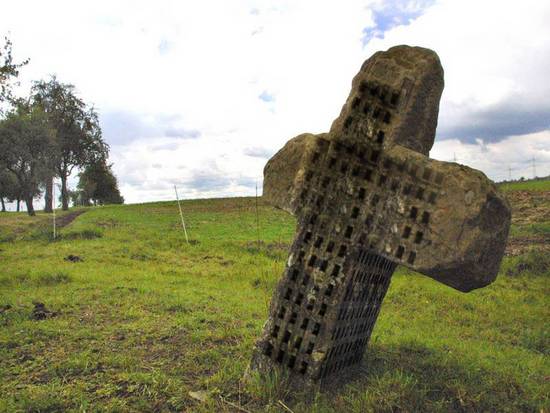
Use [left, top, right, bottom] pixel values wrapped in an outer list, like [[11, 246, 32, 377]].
[[0, 36, 123, 215]]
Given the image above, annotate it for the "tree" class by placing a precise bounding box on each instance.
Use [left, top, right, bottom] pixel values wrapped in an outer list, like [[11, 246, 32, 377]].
[[31, 76, 108, 211], [1, 36, 29, 109], [0, 168, 19, 211], [0, 103, 54, 215], [77, 160, 124, 206]]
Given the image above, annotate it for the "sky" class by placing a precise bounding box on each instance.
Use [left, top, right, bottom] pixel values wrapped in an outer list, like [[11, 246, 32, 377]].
[[1, 0, 549, 206]]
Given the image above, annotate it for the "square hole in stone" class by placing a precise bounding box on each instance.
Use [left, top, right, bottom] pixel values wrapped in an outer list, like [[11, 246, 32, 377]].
[[294, 336, 303, 349], [390, 92, 400, 105], [376, 130, 385, 143], [351, 97, 361, 109], [331, 264, 341, 278], [282, 330, 291, 343], [352, 166, 360, 177], [383, 112, 391, 124], [428, 192, 437, 204], [304, 231, 312, 243], [328, 157, 337, 168], [320, 260, 328, 272], [358, 188, 366, 200], [402, 226, 411, 238], [295, 293, 304, 306], [396, 246, 405, 259], [288, 355, 296, 368], [308, 255, 317, 267], [276, 349, 285, 363], [284, 288, 293, 300], [272, 325, 280, 338], [312, 323, 321, 335], [364, 168, 373, 181], [363, 103, 370, 115], [319, 303, 327, 317], [299, 361, 308, 374], [403, 184, 412, 195], [373, 107, 381, 118], [340, 163, 348, 174], [290, 268, 299, 281], [300, 318, 309, 330], [359, 81, 368, 93], [302, 273, 310, 286], [345, 226, 354, 238], [351, 207, 360, 219], [378, 175, 387, 186], [416, 187, 424, 200], [314, 236, 324, 248], [435, 172, 444, 185], [312, 152, 320, 163], [344, 116, 353, 130], [391, 179, 400, 192], [422, 211, 430, 224], [338, 245, 347, 257], [408, 251, 416, 265], [371, 150, 380, 163], [322, 177, 331, 188], [410, 206, 418, 220], [371, 194, 380, 206], [414, 231, 423, 244], [310, 214, 318, 225], [264, 342, 273, 357], [326, 241, 335, 253], [325, 284, 334, 297], [370, 84, 379, 96], [277, 307, 286, 319], [316, 196, 324, 208]]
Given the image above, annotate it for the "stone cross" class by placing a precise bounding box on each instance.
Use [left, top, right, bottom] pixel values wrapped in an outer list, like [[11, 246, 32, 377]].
[[248, 45, 511, 386]]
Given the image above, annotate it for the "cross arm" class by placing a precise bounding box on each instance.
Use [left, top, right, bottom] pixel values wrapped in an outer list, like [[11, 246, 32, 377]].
[[263, 132, 326, 215], [375, 143, 511, 292]]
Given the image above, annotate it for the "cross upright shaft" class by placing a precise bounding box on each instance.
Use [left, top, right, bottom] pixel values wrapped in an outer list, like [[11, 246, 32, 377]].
[[249, 46, 511, 386]]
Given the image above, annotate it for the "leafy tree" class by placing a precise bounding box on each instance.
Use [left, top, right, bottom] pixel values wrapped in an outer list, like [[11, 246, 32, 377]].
[[77, 161, 124, 206], [31, 76, 108, 211], [0, 168, 20, 211], [1, 36, 29, 109], [0, 103, 54, 215]]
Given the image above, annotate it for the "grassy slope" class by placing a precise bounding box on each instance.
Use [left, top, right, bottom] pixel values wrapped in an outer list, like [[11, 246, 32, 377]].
[[0, 194, 548, 412], [499, 178, 550, 192]]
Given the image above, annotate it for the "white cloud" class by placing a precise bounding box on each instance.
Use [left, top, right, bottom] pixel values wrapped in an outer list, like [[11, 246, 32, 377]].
[[1, 0, 548, 207]]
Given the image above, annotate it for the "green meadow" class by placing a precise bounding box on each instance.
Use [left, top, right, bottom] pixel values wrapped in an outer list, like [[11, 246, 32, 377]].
[[0, 182, 549, 412]]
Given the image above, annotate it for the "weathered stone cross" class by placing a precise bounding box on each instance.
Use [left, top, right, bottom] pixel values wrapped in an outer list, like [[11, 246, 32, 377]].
[[248, 46, 511, 386]]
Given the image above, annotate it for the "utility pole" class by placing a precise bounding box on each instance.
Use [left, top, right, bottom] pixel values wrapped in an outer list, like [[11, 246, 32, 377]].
[[508, 166, 512, 181], [453, 152, 458, 163], [532, 156, 537, 178]]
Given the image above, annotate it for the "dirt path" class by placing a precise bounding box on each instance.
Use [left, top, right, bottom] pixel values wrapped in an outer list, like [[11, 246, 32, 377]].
[[56, 210, 87, 229]]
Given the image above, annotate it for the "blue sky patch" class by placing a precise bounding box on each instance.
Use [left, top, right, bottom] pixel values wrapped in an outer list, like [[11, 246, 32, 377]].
[[259, 90, 275, 102], [363, 0, 436, 45]]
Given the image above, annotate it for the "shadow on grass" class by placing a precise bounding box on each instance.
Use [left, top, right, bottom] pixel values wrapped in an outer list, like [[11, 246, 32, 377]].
[[312, 341, 539, 413]]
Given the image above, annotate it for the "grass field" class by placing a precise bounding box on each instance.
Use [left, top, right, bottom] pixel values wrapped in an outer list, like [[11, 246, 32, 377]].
[[499, 178, 550, 192], [0, 181, 549, 412]]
